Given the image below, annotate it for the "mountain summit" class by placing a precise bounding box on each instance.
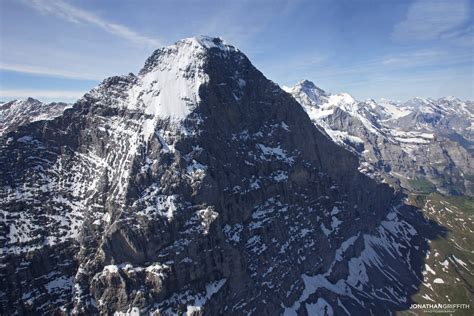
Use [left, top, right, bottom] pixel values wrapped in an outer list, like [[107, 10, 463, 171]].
[[0, 37, 443, 315], [289, 79, 328, 108], [0, 98, 71, 135]]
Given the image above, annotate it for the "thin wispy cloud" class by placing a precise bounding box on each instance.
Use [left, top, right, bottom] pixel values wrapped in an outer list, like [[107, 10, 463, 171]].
[[261, 51, 326, 72], [26, 0, 161, 48], [338, 67, 474, 100], [381, 50, 443, 66], [196, 0, 302, 51], [257, 50, 326, 85], [392, 0, 470, 42], [380, 50, 472, 68], [281, 47, 473, 100], [280, 49, 471, 86], [0, 62, 103, 80], [196, 2, 270, 48]]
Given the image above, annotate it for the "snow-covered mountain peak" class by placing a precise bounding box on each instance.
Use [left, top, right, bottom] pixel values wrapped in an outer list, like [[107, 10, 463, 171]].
[[84, 35, 254, 146], [0, 98, 71, 135], [376, 99, 412, 120], [290, 80, 360, 111], [404, 97, 435, 108], [182, 35, 237, 52], [295, 79, 326, 94], [297, 79, 318, 89], [140, 36, 236, 75], [290, 79, 327, 107], [440, 95, 461, 103], [88, 38, 225, 129], [326, 92, 356, 107], [1, 97, 42, 109], [1, 97, 62, 113], [364, 98, 378, 108], [132, 43, 208, 120], [88, 36, 246, 127]]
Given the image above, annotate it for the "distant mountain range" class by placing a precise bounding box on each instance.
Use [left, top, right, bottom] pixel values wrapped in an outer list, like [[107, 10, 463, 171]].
[[288, 80, 473, 196], [0, 98, 71, 135]]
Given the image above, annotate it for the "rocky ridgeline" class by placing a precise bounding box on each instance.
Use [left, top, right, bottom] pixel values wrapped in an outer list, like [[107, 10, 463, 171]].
[[289, 80, 473, 196], [0, 98, 71, 135], [0, 37, 445, 315]]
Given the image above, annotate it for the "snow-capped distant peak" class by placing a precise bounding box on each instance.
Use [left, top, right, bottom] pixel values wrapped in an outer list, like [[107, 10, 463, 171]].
[[1, 98, 45, 112], [405, 97, 435, 107], [327, 93, 355, 106], [290, 80, 360, 110], [10, 97, 41, 105], [376, 99, 412, 120], [297, 79, 317, 89], [290, 80, 328, 108], [294, 80, 326, 95], [438, 96, 462, 103], [0, 98, 71, 135]]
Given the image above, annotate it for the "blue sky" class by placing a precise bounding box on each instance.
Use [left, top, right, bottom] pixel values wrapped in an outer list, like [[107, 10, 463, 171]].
[[0, 0, 472, 103]]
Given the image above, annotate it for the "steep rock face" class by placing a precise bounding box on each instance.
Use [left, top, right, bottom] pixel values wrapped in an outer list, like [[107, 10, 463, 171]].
[[0, 98, 71, 135], [288, 81, 474, 196], [0, 37, 443, 315]]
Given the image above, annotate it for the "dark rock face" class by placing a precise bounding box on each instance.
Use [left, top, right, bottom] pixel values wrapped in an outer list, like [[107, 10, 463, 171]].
[[0, 37, 445, 315]]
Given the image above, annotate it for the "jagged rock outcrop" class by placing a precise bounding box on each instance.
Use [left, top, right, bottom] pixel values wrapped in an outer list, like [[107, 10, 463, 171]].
[[288, 80, 474, 196], [0, 98, 71, 135], [0, 37, 444, 315]]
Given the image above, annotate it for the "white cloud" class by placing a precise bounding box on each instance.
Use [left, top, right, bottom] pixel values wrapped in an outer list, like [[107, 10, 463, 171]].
[[381, 50, 442, 65], [0, 62, 103, 80], [0, 89, 85, 100], [291, 49, 471, 81], [275, 48, 473, 101], [380, 50, 472, 67], [255, 51, 326, 84], [340, 68, 474, 101], [392, 0, 470, 41], [26, 0, 161, 48]]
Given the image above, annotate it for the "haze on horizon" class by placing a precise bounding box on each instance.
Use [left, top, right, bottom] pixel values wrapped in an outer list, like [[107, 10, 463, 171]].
[[0, 0, 472, 103]]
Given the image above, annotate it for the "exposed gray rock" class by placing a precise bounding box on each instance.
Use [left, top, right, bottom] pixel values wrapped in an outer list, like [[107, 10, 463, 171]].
[[0, 37, 445, 315]]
